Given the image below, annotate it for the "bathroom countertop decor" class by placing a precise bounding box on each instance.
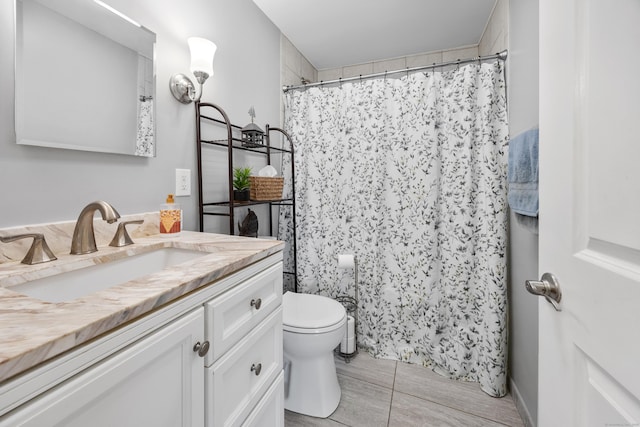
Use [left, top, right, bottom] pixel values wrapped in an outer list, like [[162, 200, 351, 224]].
[[0, 222, 283, 383]]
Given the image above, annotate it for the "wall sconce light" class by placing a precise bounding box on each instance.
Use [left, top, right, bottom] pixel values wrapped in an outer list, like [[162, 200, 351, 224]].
[[169, 37, 217, 104]]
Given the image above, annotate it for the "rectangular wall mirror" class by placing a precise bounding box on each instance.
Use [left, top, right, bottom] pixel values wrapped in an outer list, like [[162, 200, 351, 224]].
[[15, 0, 157, 157]]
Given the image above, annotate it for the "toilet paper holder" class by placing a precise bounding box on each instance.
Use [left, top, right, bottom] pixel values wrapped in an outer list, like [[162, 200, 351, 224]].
[[335, 255, 358, 362]]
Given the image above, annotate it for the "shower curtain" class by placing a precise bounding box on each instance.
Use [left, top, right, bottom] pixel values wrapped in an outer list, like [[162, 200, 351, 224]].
[[279, 61, 509, 397]]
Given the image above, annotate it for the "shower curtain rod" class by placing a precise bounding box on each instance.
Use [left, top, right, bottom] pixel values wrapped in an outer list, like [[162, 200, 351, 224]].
[[283, 49, 508, 92]]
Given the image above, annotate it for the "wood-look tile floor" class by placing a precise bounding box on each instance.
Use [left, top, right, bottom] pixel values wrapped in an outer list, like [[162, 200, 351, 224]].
[[285, 352, 525, 427]]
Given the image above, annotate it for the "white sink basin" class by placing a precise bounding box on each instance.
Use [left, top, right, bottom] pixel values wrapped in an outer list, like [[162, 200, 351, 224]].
[[10, 248, 209, 303]]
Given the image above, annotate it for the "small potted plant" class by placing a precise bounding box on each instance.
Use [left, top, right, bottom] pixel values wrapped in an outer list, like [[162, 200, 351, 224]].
[[233, 167, 252, 201]]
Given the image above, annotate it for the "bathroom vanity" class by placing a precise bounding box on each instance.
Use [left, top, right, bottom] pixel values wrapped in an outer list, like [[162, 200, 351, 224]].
[[0, 226, 284, 427]]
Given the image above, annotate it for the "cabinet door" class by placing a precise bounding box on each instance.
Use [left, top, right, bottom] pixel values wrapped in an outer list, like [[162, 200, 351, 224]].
[[0, 308, 205, 427]]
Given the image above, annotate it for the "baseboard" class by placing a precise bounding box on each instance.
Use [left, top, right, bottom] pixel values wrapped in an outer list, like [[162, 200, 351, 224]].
[[510, 377, 536, 427]]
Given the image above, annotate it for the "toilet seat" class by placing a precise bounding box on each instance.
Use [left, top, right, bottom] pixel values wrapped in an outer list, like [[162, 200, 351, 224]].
[[283, 292, 346, 334]]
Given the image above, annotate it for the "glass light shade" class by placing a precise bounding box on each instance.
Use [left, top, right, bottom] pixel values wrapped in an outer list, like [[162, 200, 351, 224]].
[[188, 37, 216, 77]]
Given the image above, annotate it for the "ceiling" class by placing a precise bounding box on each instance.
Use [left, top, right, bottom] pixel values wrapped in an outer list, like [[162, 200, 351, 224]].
[[252, 0, 497, 70]]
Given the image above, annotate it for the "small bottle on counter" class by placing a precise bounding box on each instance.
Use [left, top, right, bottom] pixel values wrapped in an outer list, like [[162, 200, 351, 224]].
[[160, 194, 181, 235]]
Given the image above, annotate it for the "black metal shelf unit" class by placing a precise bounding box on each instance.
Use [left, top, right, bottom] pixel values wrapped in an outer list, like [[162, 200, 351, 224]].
[[195, 102, 297, 289]]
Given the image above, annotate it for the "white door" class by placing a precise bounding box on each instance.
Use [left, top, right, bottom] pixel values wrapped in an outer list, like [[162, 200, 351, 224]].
[[538, 0, 640, 425]]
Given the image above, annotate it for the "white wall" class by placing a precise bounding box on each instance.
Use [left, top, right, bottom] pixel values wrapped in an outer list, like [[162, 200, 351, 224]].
[[480, 2, 538, 425], [0, 0, 281, 232], [506, 1, 540, 426], [481, 2, 541, 426]]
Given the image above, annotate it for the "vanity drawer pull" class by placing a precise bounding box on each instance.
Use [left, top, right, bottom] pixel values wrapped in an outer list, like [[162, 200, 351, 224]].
[[250, 298, 262, 310], [193, 341, 210, 357], [251, 363, 262, 376]]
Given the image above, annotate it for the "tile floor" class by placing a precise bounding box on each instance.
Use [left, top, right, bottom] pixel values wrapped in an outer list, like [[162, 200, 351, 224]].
[[285, 352, 525, 427]]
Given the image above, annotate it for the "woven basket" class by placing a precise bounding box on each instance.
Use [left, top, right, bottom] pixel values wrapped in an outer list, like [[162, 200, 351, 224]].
[[249, 176, 284, 201]]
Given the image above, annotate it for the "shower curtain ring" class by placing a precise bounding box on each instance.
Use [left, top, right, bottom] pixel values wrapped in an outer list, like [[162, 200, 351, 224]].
[[339, 77, 342, 89]]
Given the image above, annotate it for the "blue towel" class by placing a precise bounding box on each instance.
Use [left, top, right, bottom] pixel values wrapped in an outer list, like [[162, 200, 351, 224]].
[[507, 128, 539, 217]]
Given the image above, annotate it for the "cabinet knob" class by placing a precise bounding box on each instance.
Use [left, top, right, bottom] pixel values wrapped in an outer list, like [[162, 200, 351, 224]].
[[251, 363, 262, 376], [250, 298, 262, 310], [193, 341, 210, 357]]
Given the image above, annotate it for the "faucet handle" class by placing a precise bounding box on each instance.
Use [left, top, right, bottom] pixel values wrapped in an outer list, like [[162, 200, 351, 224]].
[[109, 220, 144, 247], [0, 233, 58, 265]]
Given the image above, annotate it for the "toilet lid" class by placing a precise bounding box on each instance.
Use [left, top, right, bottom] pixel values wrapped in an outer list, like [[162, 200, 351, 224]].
[[283, 292, 346, 329]]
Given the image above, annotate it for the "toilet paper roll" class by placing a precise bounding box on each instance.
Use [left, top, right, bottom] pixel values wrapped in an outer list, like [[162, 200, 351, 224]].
[[340, 315, 356, 354], [337, 254, 355, 269], [341, 336, 355, 355]]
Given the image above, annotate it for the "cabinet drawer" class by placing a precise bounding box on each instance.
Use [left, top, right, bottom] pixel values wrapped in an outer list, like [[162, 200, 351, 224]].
[[241, 372, 284, 427], [205, 308, 283, 427], [205, 263, 282, 365]]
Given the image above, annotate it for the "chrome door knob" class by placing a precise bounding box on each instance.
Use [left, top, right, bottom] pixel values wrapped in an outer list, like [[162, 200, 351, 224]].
[[525, 272, 562, 311]]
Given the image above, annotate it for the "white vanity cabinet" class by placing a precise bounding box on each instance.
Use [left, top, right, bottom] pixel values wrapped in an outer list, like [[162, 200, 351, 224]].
[[0, 308, 205, 427], [0, 254, 284, 427]]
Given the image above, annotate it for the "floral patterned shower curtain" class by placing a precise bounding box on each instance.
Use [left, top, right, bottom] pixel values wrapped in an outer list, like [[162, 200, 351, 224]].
[[279, 61, 509, 397]]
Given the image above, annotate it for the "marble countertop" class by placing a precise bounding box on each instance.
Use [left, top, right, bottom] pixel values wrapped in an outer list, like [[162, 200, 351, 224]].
[[0, 229, 284, 384]]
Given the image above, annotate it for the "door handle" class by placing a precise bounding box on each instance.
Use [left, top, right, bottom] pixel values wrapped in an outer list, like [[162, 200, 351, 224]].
[[525, 272, 562, 311]]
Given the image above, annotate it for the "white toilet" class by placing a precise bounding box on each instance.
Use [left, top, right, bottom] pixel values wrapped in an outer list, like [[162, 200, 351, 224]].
[[282, 291, 347, 418]]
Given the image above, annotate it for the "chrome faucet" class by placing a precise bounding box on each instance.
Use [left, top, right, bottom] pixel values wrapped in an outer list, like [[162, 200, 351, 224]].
[[71, 201, 121, 255]]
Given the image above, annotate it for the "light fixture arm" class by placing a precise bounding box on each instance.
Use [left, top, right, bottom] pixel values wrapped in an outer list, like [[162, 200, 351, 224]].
[[189, 70, 210, 102], [192, 80, 203, 102], [170, 37, 216, 104]]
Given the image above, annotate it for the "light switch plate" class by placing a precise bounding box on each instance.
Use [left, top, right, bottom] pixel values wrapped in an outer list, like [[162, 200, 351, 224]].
[[175, 169, 191, 196]]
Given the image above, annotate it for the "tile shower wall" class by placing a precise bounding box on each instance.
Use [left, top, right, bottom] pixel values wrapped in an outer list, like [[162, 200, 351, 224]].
[[316, 45, 480, 82], [281, 35, 318, 88], [280, 35, 317, 128], [479, 0, 509, 56], [310, 0, 507, 85]]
